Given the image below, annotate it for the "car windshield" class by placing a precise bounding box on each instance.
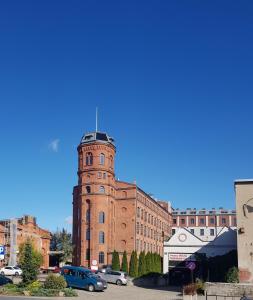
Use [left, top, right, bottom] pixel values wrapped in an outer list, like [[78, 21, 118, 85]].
[[85, 271, 98, 278]]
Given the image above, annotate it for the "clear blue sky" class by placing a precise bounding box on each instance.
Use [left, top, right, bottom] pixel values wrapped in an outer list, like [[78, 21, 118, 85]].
[[0, 0, 253, 232]]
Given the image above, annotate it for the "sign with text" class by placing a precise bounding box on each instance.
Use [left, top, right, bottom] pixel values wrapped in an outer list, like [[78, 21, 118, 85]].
[[0, 245, 5, 260], [169, 253, 196, 262]]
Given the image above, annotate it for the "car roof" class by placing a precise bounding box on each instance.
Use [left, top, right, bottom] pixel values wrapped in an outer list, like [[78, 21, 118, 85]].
[[61, 266, 91, 272]]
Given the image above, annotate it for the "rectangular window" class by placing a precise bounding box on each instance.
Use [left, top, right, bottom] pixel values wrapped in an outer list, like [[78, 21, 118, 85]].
[[173, 218, 177, 224], [199, 218, 205, 225], [172, 229, 175, 235], [190, 229, 194, 234], [210, 229, 215, 236], [181, 219, 185, 224], [210, 218, 215, 224], [190, 218, 195, 225], [222, 218, 226, 224], [200, 229, 204, 236]]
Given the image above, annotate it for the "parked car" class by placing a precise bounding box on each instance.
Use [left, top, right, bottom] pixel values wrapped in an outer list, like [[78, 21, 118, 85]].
[[99, 264, 112, 273], [0, 275, 13, 285], [61, 266, 107, 292], [97, 270, 128, 285], [0, 266, 22, 276]]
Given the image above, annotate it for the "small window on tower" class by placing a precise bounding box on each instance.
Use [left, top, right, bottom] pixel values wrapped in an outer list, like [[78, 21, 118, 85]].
[[99, 186, 105, 194], [98, 172, 102, 179], [99, 153, 105, 165], [86, 152, 93, 166], [86, 186, 91, 194], [103, 172, 106, 179]]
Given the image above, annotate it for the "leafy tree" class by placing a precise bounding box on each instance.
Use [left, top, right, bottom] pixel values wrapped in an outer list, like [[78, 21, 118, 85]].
[[19, 239, 43, 284], [129, 250, 138, 277], [50, 229, 72, 263], [121, 251, 128, 273], [138, 251, 146, 276], [112, 250, 120, 270]]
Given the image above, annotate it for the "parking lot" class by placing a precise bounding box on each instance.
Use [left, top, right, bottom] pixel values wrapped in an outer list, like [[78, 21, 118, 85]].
[[75, 284, 182, 300]]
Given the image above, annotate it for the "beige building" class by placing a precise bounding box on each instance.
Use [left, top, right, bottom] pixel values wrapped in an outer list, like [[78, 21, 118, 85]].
[[235, 179, 253, 283]]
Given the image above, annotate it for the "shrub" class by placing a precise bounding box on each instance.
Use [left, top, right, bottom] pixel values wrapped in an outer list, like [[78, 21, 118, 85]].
[[27, 280, 42, 291], [225, 266, 239, 283], [196, 279, 205, 295], [63, 288, 78, 297], [112, 250, 120, 271], [44, 274, 67, 290], [121, 251, 128, 273], [129, 250, 138, 278], [183, 283, 196, 295], [138, 251, 146, 276]]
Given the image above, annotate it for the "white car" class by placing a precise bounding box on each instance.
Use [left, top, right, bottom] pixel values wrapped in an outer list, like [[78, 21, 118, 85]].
[[0, 266, 22, 276]]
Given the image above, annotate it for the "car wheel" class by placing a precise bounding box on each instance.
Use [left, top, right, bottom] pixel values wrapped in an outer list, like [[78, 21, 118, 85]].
[[88, 284, 95, 292], [15, 272, 19, 277], [1, 271, 4, 275], [116, 279, 122, 286]]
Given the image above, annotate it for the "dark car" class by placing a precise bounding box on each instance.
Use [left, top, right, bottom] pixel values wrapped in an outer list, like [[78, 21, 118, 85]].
[[0, 275, 13, 286], [61, 266, 107, 292]]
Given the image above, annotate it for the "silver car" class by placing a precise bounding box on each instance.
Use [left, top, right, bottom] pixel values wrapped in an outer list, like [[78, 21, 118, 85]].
[[97, 270, 128, 285]]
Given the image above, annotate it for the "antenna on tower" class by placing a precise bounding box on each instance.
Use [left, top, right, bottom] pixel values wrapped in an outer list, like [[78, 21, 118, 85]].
[[96, 107, 98, 132]]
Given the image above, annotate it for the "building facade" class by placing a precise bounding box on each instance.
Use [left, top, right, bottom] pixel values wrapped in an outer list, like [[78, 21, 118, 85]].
[[72, 131, 172, 268], [163, 208, 237, 279], [0, 215, 51, 268], [171, 207, 236, 241], [235, 179, 253, 283]]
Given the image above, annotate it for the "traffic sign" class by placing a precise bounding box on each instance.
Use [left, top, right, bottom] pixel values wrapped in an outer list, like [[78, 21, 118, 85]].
[[186, 261, 196, 271]]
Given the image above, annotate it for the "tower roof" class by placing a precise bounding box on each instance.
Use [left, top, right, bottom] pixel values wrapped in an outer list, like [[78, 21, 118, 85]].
[[80, 131, 115, 146]]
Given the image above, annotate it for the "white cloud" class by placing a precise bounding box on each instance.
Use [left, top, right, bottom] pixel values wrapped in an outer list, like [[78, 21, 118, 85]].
[[48, 139, 60, 152], [65, 216, 73, 225]]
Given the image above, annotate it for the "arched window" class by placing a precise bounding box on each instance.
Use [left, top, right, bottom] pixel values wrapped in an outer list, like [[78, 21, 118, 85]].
[[99, 251, 104, 264], [123, 191, 127, 198], [110, 155, 113, 168], [86, 209, 90, 222], [99, 211, 105, 224], [86, 186, 91, 194], [99, 231, 105, 244], [99, 186, 105, 194], [86, 152, 93, 166], [86, 229, 90, 240], [99, 153, 105, 165]]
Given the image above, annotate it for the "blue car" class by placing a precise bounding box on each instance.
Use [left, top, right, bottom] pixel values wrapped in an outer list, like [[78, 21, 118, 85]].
[[61, 266, 107, 292]]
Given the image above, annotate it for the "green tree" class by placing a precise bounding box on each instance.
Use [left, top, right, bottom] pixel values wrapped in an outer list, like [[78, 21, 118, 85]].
[[112, 250, 120, 271], [50, 228, 72, 263], [121, 251, 128, 273], [138, 251, 146, 276], [129, 250, 138, 278], [19, 239, 43, 284], [145, 252, 152, 274]]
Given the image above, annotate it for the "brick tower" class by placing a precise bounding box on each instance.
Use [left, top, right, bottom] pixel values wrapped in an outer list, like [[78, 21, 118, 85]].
[[72, 132, 116, 267]]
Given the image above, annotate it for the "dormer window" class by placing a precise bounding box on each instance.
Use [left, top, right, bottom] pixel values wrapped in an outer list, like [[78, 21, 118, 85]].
[[86, 152, 93, 166]]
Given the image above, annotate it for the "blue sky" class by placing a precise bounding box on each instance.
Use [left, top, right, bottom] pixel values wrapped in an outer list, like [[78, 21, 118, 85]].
[[0, 0, 253, 232]]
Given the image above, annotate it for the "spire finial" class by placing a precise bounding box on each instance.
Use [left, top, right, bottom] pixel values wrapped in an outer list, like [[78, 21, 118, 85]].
[[96, 107, 98, 132]]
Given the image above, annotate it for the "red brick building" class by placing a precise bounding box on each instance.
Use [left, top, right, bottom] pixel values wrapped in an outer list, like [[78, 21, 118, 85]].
[[0, 215, 51, 268], [72, 131, 172, 267]]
